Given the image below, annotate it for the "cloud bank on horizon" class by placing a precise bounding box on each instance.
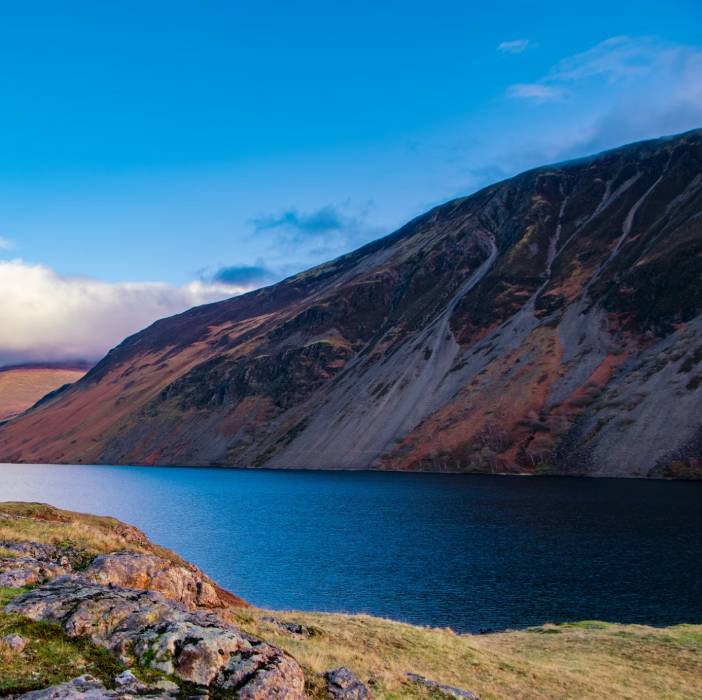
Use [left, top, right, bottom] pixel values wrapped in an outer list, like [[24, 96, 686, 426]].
[[0, 260, 253, 366], [1, 18, 701, 366]]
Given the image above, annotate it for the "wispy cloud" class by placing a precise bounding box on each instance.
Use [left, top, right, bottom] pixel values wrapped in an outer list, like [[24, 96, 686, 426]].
[[497, 39, 531, 54], [252, 205, 345, 235], [507, 35, 698, 105], [0, 236, 13, 250], [507, 83, 566, 102], [0, 259, 256, 366], [549, 35, 660, 82], [250, 203, 383, 271], [441, 36, 702, 199], [542, 38, 702, 157]]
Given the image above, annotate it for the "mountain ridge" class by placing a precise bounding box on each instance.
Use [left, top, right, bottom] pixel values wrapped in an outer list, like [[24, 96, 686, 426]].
[[2, 128, 701, 478]]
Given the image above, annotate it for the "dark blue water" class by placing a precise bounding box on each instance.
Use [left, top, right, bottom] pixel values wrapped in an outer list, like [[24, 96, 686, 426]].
[[0, 463, 700, 632]]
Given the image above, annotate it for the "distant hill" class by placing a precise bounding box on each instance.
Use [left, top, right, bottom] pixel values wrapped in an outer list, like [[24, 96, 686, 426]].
[[0, 364, 89, 422], [1, 129, 701, 477]]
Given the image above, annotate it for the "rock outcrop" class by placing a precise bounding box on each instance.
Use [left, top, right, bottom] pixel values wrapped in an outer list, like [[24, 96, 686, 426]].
[[1, 129, 701, 478], [15, 674, 173, 700], [6, 578, 304, 699], [0, 541, 75, 587], [325, 667, 373, 699], [80, 551, 234, 609], [406, 673, 480, 699], [0, 538, 246, 609]]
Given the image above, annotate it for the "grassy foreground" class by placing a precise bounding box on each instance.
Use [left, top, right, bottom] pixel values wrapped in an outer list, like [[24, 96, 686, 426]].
[[1, 502, 701, 699]]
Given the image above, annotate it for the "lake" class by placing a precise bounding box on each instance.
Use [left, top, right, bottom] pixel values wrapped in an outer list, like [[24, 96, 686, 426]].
[[0, 463, 700, 632]]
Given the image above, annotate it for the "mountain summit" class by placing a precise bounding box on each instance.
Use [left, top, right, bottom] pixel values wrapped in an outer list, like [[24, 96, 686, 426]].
[[2, 130, 701, 477]]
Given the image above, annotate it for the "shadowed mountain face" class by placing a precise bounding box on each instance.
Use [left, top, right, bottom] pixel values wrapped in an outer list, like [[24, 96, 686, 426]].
[[2, 130, 701, 477]]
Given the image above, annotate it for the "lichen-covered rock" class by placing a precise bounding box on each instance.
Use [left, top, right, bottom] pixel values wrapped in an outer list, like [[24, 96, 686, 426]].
[[80, 551, 223, 609], [0, 541, 75, 587], [406, 673, 480, 699], [113, 670, 140, 688], [0, 561, 59, 587], [149, 679, 180, 695], [16, 675, 112, 700], [15, 674, 173, 699], [6, 578, 304, 699], [1, 541, 73, 562], [325, 667, 373, 699]]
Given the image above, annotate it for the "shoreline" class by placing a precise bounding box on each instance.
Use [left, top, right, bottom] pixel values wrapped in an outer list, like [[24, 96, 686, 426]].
[[1, 460, 698, 481]]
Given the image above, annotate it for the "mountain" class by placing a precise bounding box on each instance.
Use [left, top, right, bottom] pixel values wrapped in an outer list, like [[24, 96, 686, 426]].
[[1, 130, 701, 477], [0, 364, 89, 422]]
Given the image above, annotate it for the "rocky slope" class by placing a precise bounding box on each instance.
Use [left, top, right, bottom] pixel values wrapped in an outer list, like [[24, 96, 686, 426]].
[[1, 129, 701, 477]]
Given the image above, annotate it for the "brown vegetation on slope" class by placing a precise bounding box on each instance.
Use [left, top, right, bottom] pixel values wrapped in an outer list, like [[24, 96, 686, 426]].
[[0, 366, 87, 422]]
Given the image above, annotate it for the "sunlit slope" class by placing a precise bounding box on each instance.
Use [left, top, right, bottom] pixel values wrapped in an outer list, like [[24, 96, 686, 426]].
[[0, 367, 86, 422]]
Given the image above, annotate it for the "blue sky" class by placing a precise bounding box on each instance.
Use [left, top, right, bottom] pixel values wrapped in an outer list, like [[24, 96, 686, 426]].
[[0, 0, 701, 364]]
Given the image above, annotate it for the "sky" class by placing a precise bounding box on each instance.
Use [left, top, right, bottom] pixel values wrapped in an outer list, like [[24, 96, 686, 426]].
[[1, 0, 701, 365]]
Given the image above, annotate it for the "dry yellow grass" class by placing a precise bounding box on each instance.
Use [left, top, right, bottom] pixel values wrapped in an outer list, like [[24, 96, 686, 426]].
[[1, 502, 700, 699], [0, 502, 185, 565], [225, 609, 702, 700], [0, 367, 85, 421]]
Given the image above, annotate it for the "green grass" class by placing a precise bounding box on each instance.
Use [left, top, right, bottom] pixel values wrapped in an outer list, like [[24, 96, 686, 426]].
[[0, 588, 125, 695]]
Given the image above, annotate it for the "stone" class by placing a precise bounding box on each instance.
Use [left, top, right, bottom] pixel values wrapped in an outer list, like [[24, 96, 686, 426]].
[[1, 632, 28, 652], [113, 670, 145, 692], [15, 675, 109, 700], [0, 540, 75, 587], [113, 670, 137, 686], [14, 674, 174, 699], [325, 667, 372, 699], [262, 616, 312, 637], [406, 673, 480, 699], [7, 578, 304, 699], [0, 541, 75, 566], [151, 679, 180, 694], [80, 551, 227, 609]]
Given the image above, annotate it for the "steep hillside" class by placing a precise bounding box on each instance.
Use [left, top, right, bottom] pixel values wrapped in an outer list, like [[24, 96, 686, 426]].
[[0, 365, 88, 422], [1, 129, 701, 477]]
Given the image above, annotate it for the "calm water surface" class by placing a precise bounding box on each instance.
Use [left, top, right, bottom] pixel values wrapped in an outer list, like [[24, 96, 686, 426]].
[[1, 463, 700, 632]]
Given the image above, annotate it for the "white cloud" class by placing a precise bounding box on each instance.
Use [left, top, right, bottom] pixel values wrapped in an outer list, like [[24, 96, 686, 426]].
[[0, 259, 256, 366], [497, 39, 531, 54], [0, 236, 13, 250], [507, 83, 566, 102]]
